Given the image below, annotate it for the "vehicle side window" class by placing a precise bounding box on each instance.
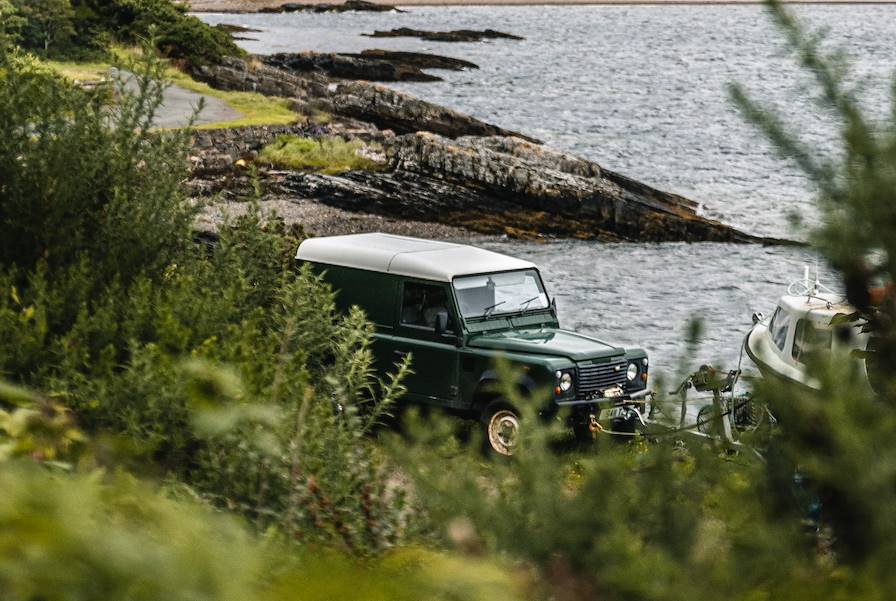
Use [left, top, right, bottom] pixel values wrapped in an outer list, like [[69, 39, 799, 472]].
[[768, 307, 791, 352], [791, 319, 831, 363], [400, 282, 454, 332]]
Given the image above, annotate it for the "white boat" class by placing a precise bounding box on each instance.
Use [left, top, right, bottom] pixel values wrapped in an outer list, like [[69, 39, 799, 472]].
[[744, 269, 872, 391]]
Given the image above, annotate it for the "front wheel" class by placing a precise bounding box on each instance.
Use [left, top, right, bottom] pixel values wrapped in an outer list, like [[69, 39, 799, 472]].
[[481, 401, 520, 457]]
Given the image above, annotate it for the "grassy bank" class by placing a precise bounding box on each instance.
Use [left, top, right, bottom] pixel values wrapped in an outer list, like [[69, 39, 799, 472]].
[[46, 52, 296, 129], [257, 135, 386, 173], [166, 68, 297, 129]]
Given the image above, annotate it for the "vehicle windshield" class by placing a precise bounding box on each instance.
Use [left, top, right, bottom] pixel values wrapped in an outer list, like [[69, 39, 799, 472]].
[[453, 269, 550, 319]]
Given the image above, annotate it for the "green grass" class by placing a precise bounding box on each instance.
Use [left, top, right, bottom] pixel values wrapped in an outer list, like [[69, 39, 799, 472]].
[[43, 51, 297, 129], [165, 68, 297, 129], [44, 59, 114, 82], [257, 135, 386, 175]]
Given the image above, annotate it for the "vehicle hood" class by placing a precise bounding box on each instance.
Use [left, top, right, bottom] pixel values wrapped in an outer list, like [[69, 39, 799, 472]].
[[467, 327, 624, 362]]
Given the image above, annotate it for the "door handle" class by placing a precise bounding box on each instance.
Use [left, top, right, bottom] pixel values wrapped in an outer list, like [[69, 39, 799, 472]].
[[393, 350, 410, 358]]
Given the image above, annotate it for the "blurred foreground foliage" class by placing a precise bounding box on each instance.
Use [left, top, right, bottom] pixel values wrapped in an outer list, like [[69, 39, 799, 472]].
[[2, 2, 896, 600], [0, 37, 427, 566]]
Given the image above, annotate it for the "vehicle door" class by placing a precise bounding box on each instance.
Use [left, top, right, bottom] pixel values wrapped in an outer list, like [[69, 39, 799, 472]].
[[387, 280, 461, 407]]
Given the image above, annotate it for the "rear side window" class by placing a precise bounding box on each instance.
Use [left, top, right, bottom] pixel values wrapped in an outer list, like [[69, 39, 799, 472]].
[[791, 319, 832, 363], [768, 307, 791, 352], [401, 282, 453, 331]]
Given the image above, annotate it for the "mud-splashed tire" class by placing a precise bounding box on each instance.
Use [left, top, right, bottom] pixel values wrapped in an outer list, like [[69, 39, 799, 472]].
[[480, 400, 520, 457]]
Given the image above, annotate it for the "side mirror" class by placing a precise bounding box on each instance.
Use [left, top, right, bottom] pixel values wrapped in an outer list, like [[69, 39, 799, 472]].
[[751, 312, 764, 325], [551, 298, 557, 313], [435, 311, 449, 335]]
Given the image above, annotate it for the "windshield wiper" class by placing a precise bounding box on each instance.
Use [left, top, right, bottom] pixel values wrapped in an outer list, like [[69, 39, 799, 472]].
[[481, 300, 506, 319], [517, 296, 541, 312]]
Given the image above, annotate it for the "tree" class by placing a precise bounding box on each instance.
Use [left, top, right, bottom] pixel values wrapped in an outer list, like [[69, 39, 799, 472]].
[[0, 1, 26, 44], [13, 0, 76, 55]]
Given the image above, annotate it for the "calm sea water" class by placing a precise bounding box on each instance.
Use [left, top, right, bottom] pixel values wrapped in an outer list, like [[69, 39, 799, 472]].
[[198, 6, 894, 375]]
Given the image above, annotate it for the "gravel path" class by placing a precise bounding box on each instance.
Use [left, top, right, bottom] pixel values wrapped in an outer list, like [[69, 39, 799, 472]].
[[156, 83, 241, 128], [116, 68, 242, 128]]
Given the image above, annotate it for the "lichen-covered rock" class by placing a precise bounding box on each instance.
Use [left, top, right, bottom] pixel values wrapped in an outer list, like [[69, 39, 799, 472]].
[[330, 81, 539, 141], [191, 56, 329, 101], [272, 132, 770, 243], [191, 57, 523, 140], [357, 50, 478, 72], [261, 50, 478, 83], [383, 132, 760, 242], [186, 58, 785, 243], [261, 52, 442, 83]]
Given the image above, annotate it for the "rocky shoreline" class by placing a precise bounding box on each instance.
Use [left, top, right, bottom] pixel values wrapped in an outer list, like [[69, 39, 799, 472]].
[[261, 50, 478, 83], [185, 53, 787, 244]]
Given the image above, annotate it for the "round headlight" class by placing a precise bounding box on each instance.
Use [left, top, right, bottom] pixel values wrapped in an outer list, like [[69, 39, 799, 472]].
[[559, 372, 573, 392], [626, 363, 638, 381]]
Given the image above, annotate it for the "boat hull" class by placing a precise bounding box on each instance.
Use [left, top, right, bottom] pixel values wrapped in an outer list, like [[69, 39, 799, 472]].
[[743, 322, 820, 393]]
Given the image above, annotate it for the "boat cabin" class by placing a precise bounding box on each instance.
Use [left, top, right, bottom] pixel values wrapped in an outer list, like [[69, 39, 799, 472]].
[[745, 291, 870, 390]]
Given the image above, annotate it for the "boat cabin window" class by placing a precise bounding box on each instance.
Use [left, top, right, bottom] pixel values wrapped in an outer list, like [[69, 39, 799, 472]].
[[768, 307, 791, 352], [791, 319, 832, 363]]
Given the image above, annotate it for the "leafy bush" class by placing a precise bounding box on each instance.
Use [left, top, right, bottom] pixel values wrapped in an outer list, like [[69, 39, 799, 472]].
[[0, 43, 415, 553], [257, 135, 387, 175], [0, 45, 192, 287], [0, 456, 528, 601]]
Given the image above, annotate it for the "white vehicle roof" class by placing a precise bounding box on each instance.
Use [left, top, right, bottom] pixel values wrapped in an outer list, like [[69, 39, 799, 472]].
[[295, 233, 537, 282]]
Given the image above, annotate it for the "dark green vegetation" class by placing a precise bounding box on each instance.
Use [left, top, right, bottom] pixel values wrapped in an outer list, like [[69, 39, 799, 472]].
[[3, 0, 242, 65], [2, 1, 896, 600], [0, 44, 415, 553]]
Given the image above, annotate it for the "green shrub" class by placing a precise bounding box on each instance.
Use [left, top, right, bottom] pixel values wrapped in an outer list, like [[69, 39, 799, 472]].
[[257, 135, 387, 175], [0, 44, 193, 290], [0, 456, 528, 601], [0, 43, 417, 552]]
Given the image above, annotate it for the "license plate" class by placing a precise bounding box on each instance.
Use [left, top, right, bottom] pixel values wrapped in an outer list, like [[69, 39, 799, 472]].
[[599, 406, 629, 421]]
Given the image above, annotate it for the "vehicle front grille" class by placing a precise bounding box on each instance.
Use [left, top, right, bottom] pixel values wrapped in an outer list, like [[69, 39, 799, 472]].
[[576, 358, 628, 398]]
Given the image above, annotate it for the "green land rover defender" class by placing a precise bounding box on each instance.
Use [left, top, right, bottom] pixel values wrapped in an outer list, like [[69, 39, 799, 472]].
[[296, 233, 649, 455]]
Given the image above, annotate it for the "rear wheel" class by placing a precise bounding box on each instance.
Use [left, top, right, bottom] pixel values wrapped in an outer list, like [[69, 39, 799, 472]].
[[480, 401, 520, 457]]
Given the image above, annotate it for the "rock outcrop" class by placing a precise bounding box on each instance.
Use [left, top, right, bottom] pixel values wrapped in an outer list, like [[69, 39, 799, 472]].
[[262, 52, 439, 83], [260, 50, 477, 83], [356, 49, 478, 72], [187, 57, 784, 243], [214, 23, 262, 34], [261, 0, 400, 13], [188, 123, 321, 177], [191, 57, 534, 141], [191, 56, 329, 101], [329, 81, 539, 142], [362, 28, 524, 42], [269, 133, 771, 243]]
